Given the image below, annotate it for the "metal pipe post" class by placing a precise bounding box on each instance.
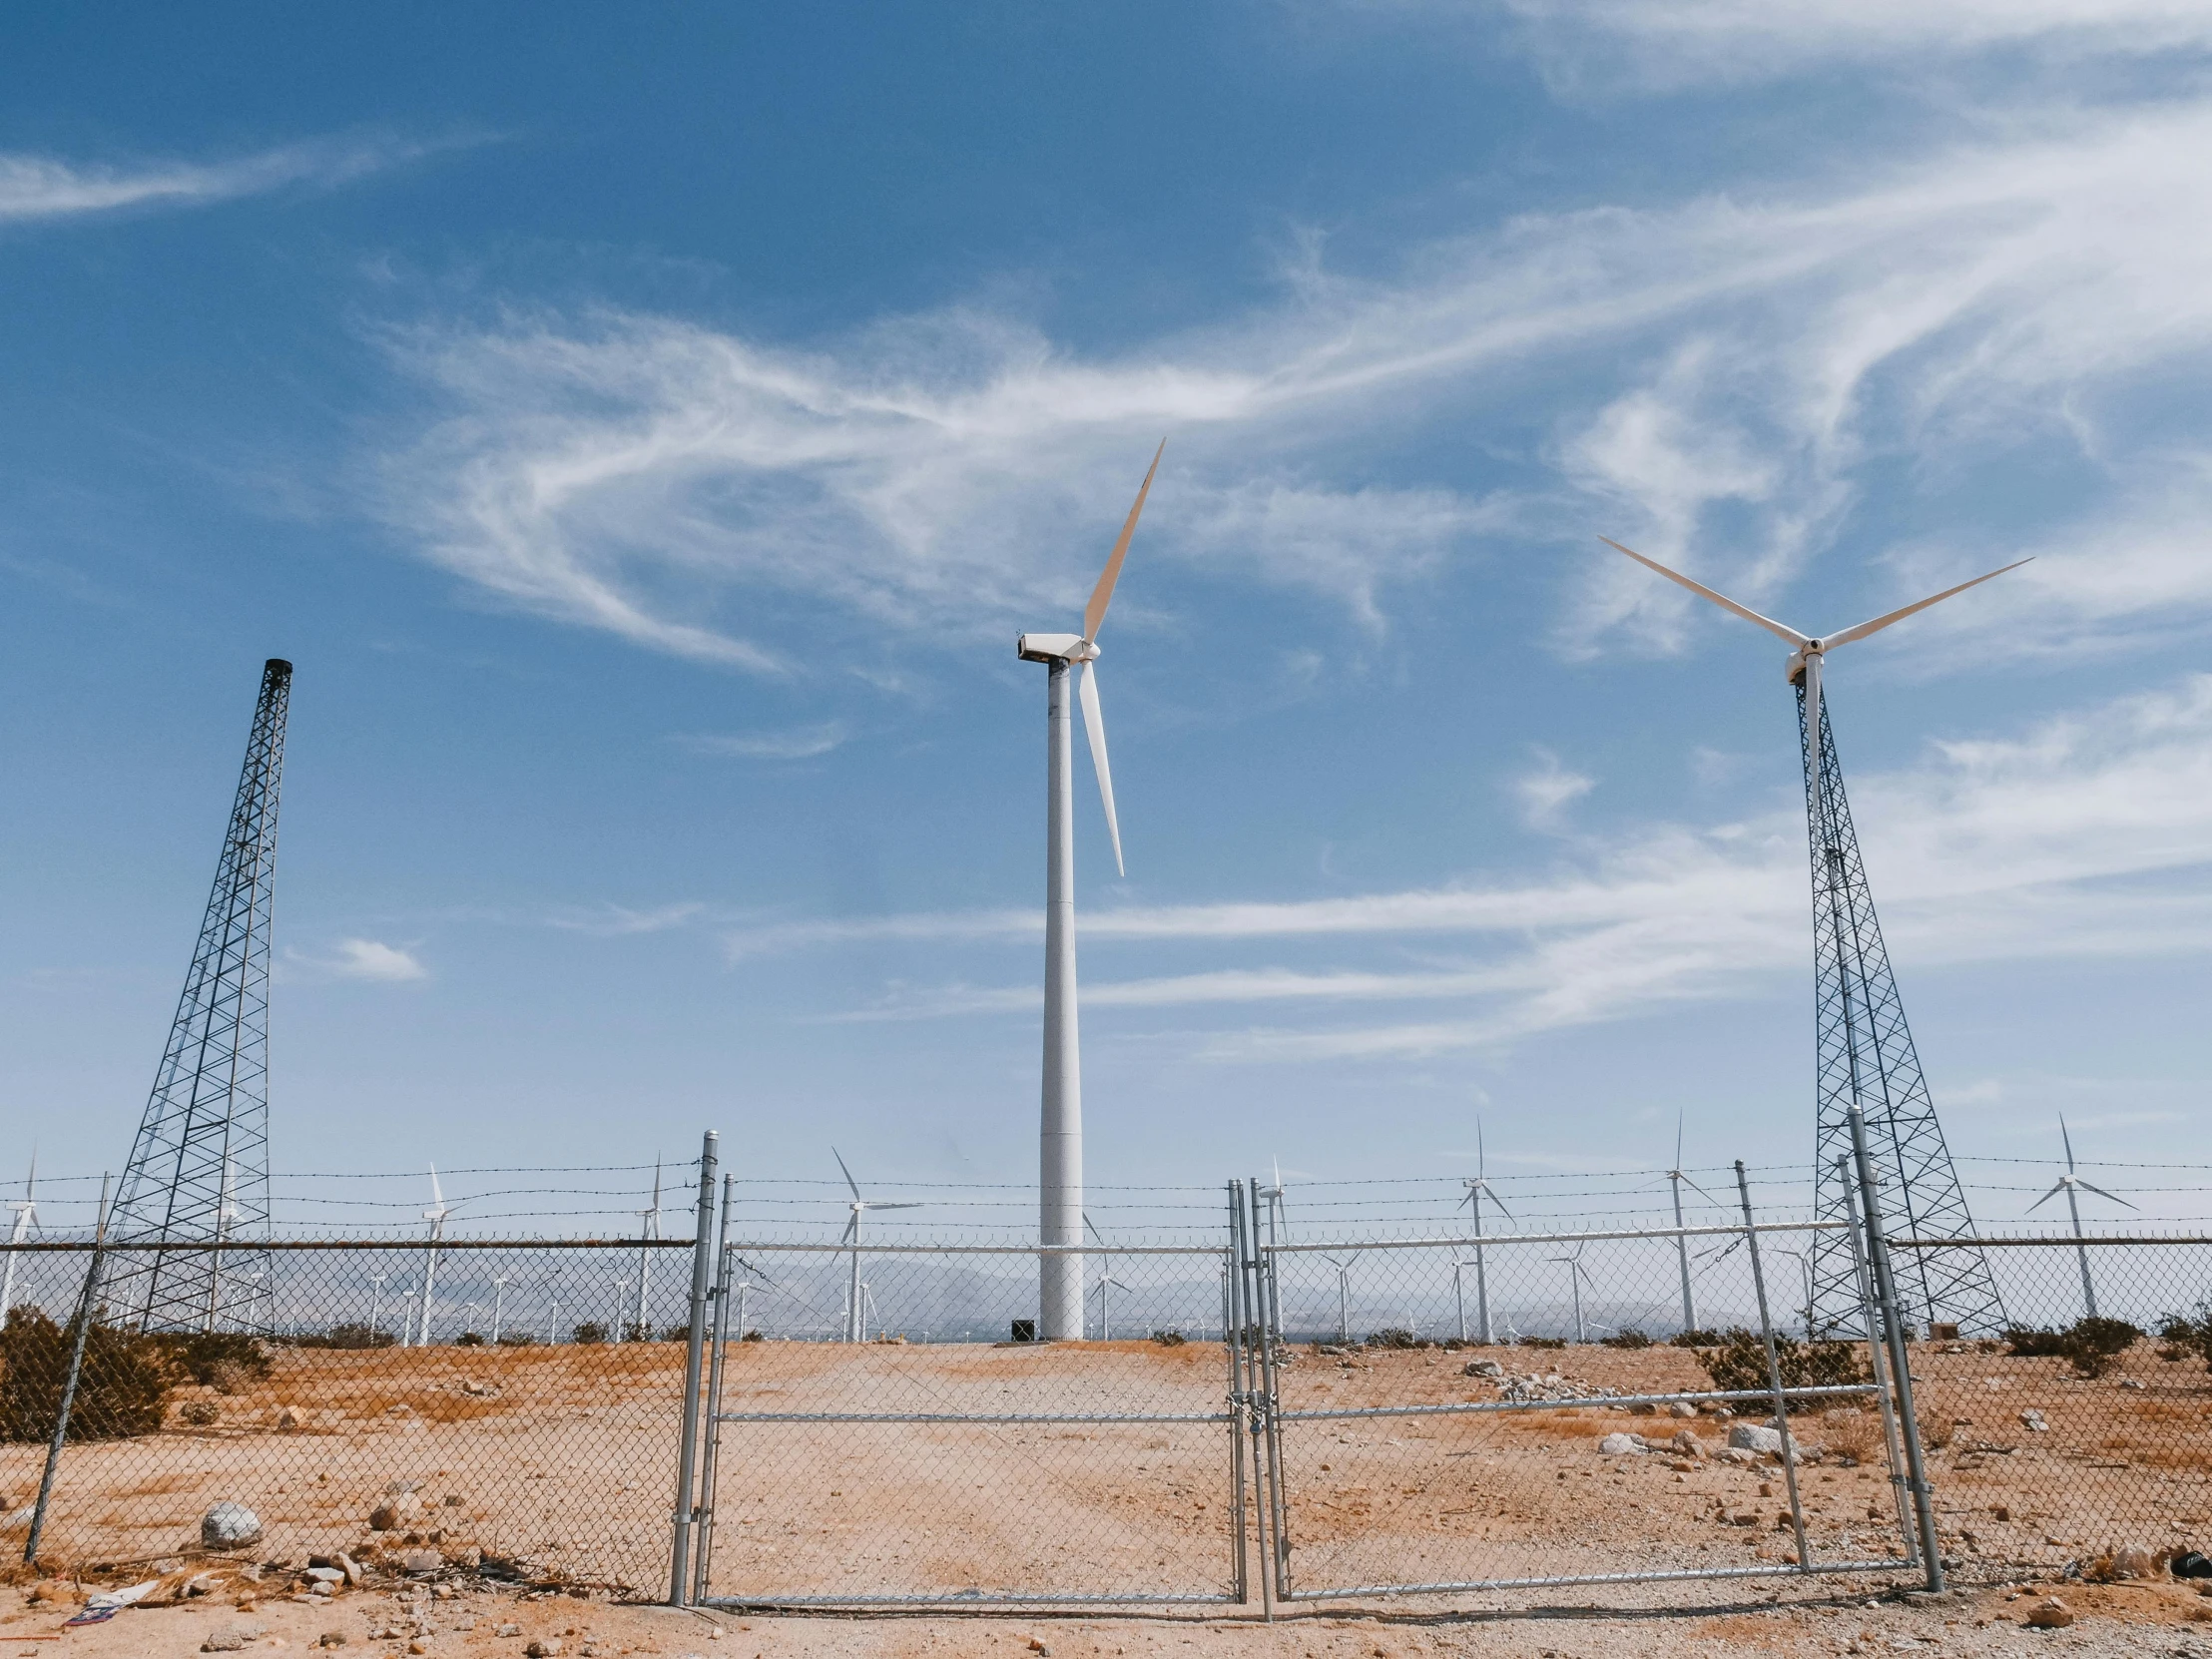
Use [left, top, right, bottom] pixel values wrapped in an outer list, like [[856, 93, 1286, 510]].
[[669, 1130, 719, 1604], [1838, 1157, 1916, 1561], [1224, 1184, 1250, 1607], [26, 1174, 109, 1566], [1733, 1163, 1811, 1572], [1847, 1105, 1944, 1591], [692, 1174, 738, 1604]]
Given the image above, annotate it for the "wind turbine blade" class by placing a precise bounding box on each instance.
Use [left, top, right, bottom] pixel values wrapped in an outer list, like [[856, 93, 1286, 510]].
[[1600, 538, 1810, 648], [1484, 1184, 1515, 1221], [1803, 648, 1823, 738], [1679, 1176, 1722, 1209], [1476, 1116, 1485, 1179], [429, 1165, 443, 1209], [1083, 439, 1164, 643], [1085, 1214, 1107, 1246], [2060, 1115, 2076, 1173], [830, 1147, 862, 1203], [1820, 558, 2032, 651], [1675, 1109, 1683, 1173], [868, 1202, 925, 1211], [840, 1213, 858, 1246], [2073, 1179, 2136, 1210], [1078, 660, 1124, 877], [2025, 1182, 2066, 1214]]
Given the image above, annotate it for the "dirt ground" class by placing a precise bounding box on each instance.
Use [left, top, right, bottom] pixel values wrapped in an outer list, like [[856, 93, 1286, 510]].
[[4, 1575, 2212, 1658], [3, 1333, 2208, 1636]]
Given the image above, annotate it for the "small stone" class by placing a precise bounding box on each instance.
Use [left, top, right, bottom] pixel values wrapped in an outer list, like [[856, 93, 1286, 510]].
[[303, 1566, 344, 1585], [337, 1552, 362, 1587], [526, 1643, 565, 1657], [1462, 1360, 1502, 1378], [401, 1549, 443, 1574], [2019, 1408, 2049, 1432], [1668, 1400, 1698, 1418], [496, 1626, 521, 1638], [1028, 1641, 1052, 1656], [409, 1643, 430, 1656], [1597, 1431, 1648, 1456], [276, 1405, 303, 1432], [202, 1501, 264, 1549], [317, 1635, 347, 1650], [1671, 1429, 1705, 1457], [200, 1625, 265, 1652], [2023, 1596, 2074, 1629], [2111, 1545, 2156, 1578]]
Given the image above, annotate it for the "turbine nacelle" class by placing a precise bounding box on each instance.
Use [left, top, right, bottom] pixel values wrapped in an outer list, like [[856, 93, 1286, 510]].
[[1016, 633, 1096, 664]]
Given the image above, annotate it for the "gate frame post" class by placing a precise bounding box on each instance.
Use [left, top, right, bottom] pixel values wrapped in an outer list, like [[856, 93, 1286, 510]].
[[1847, 1103, 1945, 1592], [1224, 1183, 1251, 1608], [1838, 1156, 1918, 1561], [1733, 1162, 1812, 1572], [25, 1174, 109, 1566], [668, 1129, 719, 1605], [691, 1173, 737, 1604]]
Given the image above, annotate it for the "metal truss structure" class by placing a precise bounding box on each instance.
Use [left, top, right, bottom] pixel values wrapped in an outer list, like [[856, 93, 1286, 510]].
[[102, 659, 292, 1334], [1802, 680, 2004, 1336]]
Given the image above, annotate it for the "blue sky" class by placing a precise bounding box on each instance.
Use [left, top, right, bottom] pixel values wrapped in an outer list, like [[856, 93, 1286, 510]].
[[5, 2, 2211, 1229]]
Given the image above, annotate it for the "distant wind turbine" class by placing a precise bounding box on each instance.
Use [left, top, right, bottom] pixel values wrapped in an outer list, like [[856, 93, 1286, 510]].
[[412, 1166, 452, 1349], [633, 1159, 663, 1342], [1018, 441, 1163, 1342], [1665, 1113, 1720, 1336], [1457, 1118, 1512, 1345], [1086, 1215, 1130, 1341], [832, 1149, 921, 1344], [2027, 1116, 2135, 1321], [1548, 1242, 1595, 1344], [1321, 1252, 1362, 1345], [1, 1151, 37, 1320]]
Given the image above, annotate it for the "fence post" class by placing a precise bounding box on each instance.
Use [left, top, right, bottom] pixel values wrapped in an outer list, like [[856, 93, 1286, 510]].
[[1224, 1183, 1250, 1608], [1733, 1164, 1812, 1570], [1847, 1104, 1944, 1591], [26, 1173, 109, 1567], [668, 1130, 719, 1605], [691, 1173, 737, 1604], [1838, 1156, 1917, 1562]]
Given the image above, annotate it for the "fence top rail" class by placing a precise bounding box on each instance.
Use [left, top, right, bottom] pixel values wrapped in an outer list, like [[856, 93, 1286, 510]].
[[1262, 1220, 1848, 1254], [1, 1237, 704, 1253], [1891, 1234, 2212, 1248], [717, 1240, 1230, 1259]]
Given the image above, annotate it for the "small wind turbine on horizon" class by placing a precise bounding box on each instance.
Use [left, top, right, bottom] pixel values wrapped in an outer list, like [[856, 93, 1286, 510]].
[[833, 1148, 921, 1345], [1086, 1215, 1130, 1342], [1018, 441, 1163, 1342], [1321, 1251, 1361, 1345], [633, 1159, 664, 1342], [2028, 1116, 2135, 1322], [1457, 1119, 1512, 1346], [411, 1166, 452, 1349], [1548, 1242, 1595, 1344], [1, 1151, 38, 1320], [1664, 1112, 1720, 1337]]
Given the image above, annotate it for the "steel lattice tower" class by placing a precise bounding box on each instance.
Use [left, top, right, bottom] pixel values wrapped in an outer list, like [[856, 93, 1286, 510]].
[[103, 659, 292, 1335], [1801, 679, 2004, 1337]]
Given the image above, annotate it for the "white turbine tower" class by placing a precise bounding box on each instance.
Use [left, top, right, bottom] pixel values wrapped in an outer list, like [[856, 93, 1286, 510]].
[[413, 1166, 452, 1349], [1456, 1119, 1512, 1346], [1, 1152, 38, 1320], [633, 1159, 663, 1342], [1085, 1215, 1131, 1341], [1321, 1252, 1361, 1346], [1549, 1242, 1594, 1344], [2027, 1116, 2135, 1322], [832, 1149, 920, 1345], [1018, 442, 1163, 1342], [1664, 1112, 1720, 1337]]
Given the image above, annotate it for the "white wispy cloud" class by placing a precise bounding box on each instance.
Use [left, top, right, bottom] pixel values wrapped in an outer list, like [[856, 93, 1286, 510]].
[[1487, 0, 2212, 83], [0, 136, 427, 226], [669, 722, 850, 760], [545, 902, 705, 937], [288, 938, 430, 983], [750, 674, 2212, 1059], [378, 103, 2212, 673], [1512, 747, 1595, 830]]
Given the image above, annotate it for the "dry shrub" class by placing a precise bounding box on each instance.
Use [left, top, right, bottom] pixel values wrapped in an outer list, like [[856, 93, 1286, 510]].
[[0, 1309, 173, 1441], [1823, 1409, 1881, 1462], [1693, 1329, 1870, 1393], [1916, 1404, 1952, 1450]]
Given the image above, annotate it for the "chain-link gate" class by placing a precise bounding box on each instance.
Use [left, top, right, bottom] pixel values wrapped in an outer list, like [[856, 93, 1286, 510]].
[[1239, 1167, 1940, 1607], [690, 1196, 1251, 1608]]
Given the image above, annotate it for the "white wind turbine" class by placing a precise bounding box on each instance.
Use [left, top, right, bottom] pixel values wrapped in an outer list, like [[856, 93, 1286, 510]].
[[1, 1151, 37, 1320], [1018, 441, 1163, 1342], [412, 1166, 453, 1349], [1663, 1112, 1720, 1337], [632, 1159, 663, 1342], [832, 1148, 921, 1345], [1456, 1119, 1513, 1346], [1321, 1251, 1362, 1346], [2027, 1116, 2135, 1322], [1548, 1242, 1595, 1344], [1085, 1215, 1131, 1341]]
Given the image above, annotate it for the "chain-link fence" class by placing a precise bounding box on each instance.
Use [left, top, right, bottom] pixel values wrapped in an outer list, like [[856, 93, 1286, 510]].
[[1, 1237, 704, 1591], [1892, 1233, 2212, 1581]]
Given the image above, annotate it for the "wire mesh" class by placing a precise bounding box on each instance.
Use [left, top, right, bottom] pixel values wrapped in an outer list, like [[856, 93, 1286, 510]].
[[1257, 1220, 1921, 1599], [1890, 1234, 2212, 1580], [1, 1239, 700, 1590], [696, 1238, 1241, 1607]]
